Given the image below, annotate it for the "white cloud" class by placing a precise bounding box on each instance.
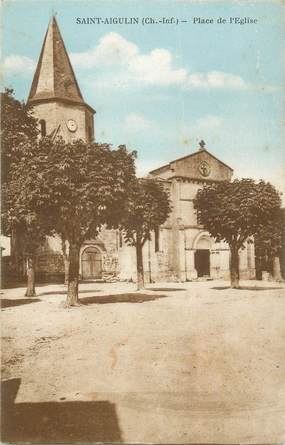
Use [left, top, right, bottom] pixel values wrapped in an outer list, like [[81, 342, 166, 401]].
[[4, 34, 273, 93], [71, 32, 248, 91], [186, 71, 247, 90], [2, 54, 36, 74], [70, 32, 138, 68], [124, 113, 153, 132], [128, 49, 187, 86]]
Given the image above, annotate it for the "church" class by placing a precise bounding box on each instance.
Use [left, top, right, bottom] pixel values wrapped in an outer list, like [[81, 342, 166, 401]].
[[27, 17, 255, 283]]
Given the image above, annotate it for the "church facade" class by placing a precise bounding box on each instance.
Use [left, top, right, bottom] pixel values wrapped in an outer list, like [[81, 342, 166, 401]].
[[27, 17, 255, 283]]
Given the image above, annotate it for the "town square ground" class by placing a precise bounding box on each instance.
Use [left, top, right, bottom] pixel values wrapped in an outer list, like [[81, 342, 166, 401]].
[[1, 280, 285, 443]]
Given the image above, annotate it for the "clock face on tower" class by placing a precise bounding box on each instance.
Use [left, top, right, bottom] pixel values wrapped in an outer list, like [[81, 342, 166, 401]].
[[66, 119, 78, 132]]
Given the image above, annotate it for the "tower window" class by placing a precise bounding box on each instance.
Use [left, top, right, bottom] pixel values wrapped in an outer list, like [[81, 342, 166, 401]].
[[39, 119, 46, 137]]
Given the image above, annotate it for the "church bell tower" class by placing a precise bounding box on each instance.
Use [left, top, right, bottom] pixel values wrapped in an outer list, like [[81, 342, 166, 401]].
[[27, 16, 95, 142]]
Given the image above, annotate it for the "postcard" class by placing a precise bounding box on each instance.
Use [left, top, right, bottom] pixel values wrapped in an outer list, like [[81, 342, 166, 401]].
[[1, 0, 285, 443]]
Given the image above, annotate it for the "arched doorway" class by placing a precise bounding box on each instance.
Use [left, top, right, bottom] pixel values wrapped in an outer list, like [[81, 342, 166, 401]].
[[81, 246, 102, 280], [194, 236, 211, 277]]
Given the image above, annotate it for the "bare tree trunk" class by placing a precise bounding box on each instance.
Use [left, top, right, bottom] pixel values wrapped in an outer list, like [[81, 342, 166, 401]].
[[272, 256, 282, 281], [66, 243, 80, 307], [61, 238, 69, 285], [136, 242, 144, 290], [64, 257, 69, 285], [11, 226, 21, 282], [230, 247, 240, 289], [25, 256, 36, 297]]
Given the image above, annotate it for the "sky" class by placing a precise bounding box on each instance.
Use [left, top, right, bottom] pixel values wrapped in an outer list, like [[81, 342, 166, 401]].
[[2, 0, 285, 199]]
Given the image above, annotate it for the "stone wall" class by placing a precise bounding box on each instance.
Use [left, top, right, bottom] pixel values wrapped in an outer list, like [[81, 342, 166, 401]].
[[30, 101, 93, 142]]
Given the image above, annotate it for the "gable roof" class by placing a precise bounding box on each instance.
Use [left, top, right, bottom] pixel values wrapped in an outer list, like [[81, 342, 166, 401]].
[[149, 148, 233, 175]]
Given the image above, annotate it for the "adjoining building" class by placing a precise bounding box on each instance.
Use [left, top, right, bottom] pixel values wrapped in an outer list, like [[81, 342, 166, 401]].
[[24, 17, 255, 283]]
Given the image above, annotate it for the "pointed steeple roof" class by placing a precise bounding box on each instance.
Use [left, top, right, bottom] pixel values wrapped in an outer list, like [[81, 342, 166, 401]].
[[28, 16, 94, 112]]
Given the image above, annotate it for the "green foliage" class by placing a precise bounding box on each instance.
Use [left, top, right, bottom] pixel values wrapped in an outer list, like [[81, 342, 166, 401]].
[[1, 89, 50, 256], [12, 137, 137, 246], [2, 175, 51, 254], [1, 88, 38, 183], [121, 178, 171, 247], [193, 178, 282, 250], [254, 213, 282, 274]]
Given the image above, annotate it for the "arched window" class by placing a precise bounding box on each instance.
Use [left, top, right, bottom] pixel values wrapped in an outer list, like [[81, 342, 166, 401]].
[[39, 119, 46, 137]]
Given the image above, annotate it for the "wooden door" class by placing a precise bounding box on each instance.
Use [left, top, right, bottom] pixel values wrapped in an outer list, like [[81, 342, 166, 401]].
[[194, 250, 210, 277], [81, 247, 102, 279]]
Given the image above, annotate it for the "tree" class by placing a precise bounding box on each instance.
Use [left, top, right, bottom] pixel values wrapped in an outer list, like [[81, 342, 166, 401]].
[[19, 137, 136, 306], [1, 204, 50, 297], [121, 178, 171, 290], [193, 179, 282, 288], [1, 89, 38, 184], [1, 89, 52, 296], [254, 216, 282, 279]]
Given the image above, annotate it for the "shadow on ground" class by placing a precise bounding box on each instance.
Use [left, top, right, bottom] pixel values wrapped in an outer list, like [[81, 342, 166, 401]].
[[1, 298, 41, 309], [80, 293, 168, 305], [38, 289, 102, 296], [147, 287, 186, 292], [2, 282, 52, 290], [1, 378, 122, 443], [212, 286, 283, 291]]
